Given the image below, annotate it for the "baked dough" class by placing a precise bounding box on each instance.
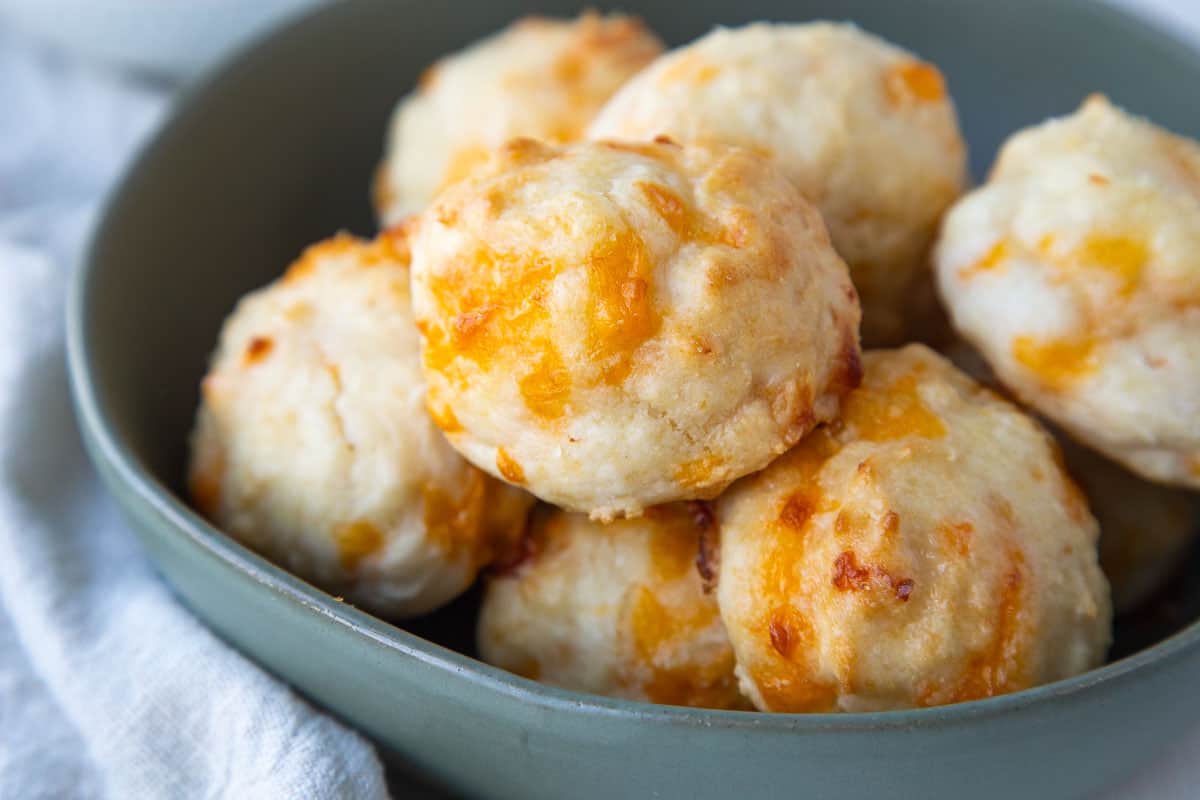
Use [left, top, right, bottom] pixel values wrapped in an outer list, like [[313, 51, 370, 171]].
[[409, 137, 862, 518], [376, 12, 663, 223], [589, 22, 967, 346], [189, 230, 532, 617], [717, 345, 1110, 711], [936, 96, 1200, 489], [478, 503, 746, 708]]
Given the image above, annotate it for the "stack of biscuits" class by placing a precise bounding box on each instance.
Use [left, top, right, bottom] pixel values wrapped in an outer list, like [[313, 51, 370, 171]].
[[188, 13, 1199, 713]]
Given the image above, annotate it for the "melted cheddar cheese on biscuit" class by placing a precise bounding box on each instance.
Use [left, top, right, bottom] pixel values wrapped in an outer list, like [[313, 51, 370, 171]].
[[478, 503, 747, 709], [409, 137, 862, 519], [936, 96, 1200, 489], [717, 345, 1110, 712], [189, 230, 532, 617]]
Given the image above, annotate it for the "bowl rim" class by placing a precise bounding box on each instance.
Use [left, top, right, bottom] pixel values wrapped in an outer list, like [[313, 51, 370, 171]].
[[66, 0, 1200, 732]]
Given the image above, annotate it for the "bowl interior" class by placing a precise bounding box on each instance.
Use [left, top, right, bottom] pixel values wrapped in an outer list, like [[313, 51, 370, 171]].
[[78, 0, 1200, 698]]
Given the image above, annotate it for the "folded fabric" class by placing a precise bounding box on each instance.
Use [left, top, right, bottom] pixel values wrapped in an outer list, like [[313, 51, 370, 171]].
[[0, 24, 388, 799]]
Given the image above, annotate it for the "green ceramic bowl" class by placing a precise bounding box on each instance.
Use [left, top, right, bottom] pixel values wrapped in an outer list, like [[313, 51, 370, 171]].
[[68, 1, 1200, 797]]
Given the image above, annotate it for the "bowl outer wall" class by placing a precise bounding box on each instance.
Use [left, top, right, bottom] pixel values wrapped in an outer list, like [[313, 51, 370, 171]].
[[68, 0, 1200, 797]]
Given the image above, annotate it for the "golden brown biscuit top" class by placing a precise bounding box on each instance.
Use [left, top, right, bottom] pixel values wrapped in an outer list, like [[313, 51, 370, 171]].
[[718, 345, 1108, 712], [415, 138, 809, 427]]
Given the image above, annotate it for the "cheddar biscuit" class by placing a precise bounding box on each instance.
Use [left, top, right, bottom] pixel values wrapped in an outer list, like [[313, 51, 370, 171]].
[[717, 345, 1110, 712], [376, 12, 663, 223], [936, 96, 1200, 489], [409, 138, 862, 518], [478, 503, 746, 708], [589, 22, 967, 346], [189, 231, 532, 617]]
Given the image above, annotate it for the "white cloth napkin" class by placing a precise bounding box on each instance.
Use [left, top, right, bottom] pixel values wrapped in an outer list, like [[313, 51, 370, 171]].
[[0, 25, 389, 800]]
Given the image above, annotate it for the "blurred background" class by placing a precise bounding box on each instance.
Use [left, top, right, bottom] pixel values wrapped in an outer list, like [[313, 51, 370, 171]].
[[0, 0, 1194, 83], [0, 0, 326, 79]]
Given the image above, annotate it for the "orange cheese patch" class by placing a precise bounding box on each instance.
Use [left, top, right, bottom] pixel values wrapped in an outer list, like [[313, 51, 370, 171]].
[[884, 61, 946, 105], [439, 144, 491, 193], [771, 427, 840, 531], [334, 520, 385, 571], [427, 398, 463, 433], [585, 226, 660, 385], [838, 372, 946, 442], [424, 207, 662, 420], [243, 336, 274, 365], [518, 347, 571, 420], [638, 181, 689, 238], [744, 428, 843, 712], [1064, 234, 1147, 297], [959, 240, 1009, 279], [361, 225, 412, 266], [282, 232, 360, 284], [919, 548, 1028, 705], [659, 53, 722, 86], [939, 521, 974, 557], [1012, 335, 1099, 391], [625, 586, 740, 708], [423, 242, 568, 420], [673, 453, 725, 491], [422, 469, 488, 564], [778, 493, 816, 531], [960, 232, 1146, 300], [643, 506, 704, 582], [637, 180, 751, 250], [552, 49, 586, 83], [495, 447, 526, 484]]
